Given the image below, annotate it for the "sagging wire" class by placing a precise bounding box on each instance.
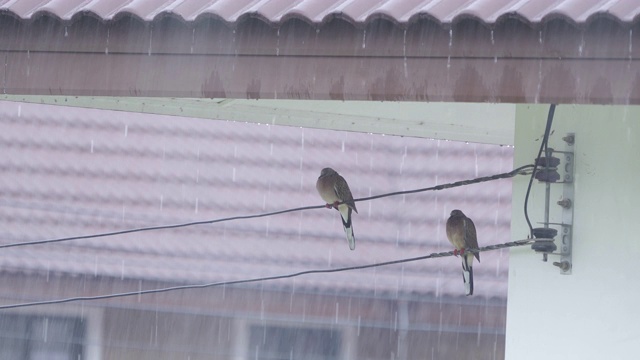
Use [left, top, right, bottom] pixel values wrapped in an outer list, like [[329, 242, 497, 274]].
[[0, 164, 534, 250], [523, 104, 556, 238], [0, 238, 535, 310]]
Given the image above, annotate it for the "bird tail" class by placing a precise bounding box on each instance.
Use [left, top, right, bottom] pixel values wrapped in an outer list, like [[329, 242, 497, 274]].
[[339, 206, 355, 250], [462, 255, 474, 296]]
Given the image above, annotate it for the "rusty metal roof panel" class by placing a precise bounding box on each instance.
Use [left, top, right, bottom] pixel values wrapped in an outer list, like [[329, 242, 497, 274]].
[[1, 0, 639, 25]]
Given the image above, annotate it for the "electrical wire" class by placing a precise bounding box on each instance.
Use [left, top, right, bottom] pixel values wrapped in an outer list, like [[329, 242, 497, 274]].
[[0, 238, 535, 310], [0, 165, 536, 309], [523, 104, 556, 238], [0, 164, 534, 250], [357, 164, 533, 203]]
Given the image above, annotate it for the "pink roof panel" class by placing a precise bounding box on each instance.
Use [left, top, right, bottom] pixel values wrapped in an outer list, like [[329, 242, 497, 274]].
[[0, 100, 515, 299], [0, 0, 638, 25]]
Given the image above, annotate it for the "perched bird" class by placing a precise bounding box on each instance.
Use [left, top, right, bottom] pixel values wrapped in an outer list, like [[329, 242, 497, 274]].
[[316, 168, 358, 250], [446, 209, 480, 296]]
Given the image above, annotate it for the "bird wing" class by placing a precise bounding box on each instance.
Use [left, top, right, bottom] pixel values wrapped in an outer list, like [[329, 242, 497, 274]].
[[464, 217, 480, 262], [334, 175, 357, 213]]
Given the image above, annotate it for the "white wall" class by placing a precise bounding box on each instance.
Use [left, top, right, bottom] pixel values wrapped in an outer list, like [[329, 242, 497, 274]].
[[506, 104, 640, 359]]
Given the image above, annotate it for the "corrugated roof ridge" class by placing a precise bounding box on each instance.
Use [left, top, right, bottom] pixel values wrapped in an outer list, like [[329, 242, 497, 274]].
[[0, 0, 638, 28]]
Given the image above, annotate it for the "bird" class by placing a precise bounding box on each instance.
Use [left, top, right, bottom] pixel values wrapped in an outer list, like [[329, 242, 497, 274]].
[[446, 209, 480, 296], [316, 168, 358, 250]]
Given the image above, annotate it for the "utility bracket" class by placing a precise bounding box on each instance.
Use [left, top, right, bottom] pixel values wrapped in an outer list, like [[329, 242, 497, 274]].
[[555, 133, 575, 274], [531, 132, 575, 274]]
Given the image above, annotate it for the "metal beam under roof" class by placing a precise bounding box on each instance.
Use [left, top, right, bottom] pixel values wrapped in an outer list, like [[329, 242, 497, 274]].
[[0, 96, 516, 145]]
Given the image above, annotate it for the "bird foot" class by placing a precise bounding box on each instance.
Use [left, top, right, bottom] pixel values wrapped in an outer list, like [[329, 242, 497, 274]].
[[453, 248, 466, 257], [325, 202, 340, 210]]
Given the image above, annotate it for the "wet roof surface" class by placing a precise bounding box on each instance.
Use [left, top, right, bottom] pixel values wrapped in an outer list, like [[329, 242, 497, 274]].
[[0, 100, 514, 299], [0, 0, 638, 26]]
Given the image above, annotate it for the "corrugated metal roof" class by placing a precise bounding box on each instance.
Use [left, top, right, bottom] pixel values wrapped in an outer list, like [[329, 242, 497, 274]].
[[0, 100, 514, 299], [0, 0, 638, 25]]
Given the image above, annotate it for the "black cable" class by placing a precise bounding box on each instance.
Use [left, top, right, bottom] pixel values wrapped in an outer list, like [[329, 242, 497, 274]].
[[358, 164, 533, 203], [0, 205, 323, 250], [0, 238, 535, 310], [523, 104, 556, 238], [0, 165, 534, 250]]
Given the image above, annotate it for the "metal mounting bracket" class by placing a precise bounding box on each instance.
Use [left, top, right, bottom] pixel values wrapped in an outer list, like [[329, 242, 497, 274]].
[[555, 133, 575, 274], [532, 133, 575, 273]]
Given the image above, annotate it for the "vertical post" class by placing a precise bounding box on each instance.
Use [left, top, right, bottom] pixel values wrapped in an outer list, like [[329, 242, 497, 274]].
[[397, 300, 409, 360]]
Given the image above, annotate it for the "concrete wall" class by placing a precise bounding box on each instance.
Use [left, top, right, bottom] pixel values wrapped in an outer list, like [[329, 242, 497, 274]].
[[506, 104, 640, 359]]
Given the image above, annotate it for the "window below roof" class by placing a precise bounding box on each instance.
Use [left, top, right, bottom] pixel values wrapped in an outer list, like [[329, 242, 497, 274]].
[[248, 324, 342, 360], [0, 314, 85, 360]]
